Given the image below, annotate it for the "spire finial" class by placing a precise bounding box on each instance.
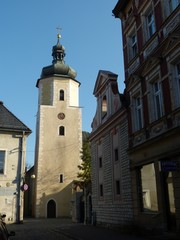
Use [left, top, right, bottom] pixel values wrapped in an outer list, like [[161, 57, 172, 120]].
[[56, 26, 62, 42]]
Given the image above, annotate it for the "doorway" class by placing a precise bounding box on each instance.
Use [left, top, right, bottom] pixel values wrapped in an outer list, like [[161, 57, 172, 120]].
[[47, 200, 56, 218]]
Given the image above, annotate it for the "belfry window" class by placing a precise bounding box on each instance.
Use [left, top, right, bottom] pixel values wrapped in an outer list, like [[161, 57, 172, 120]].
[[59, 90, 64, 101], [59, 126, 65, 136]]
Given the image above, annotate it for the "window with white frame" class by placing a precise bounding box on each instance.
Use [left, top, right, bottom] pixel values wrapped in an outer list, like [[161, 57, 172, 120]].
[[0, 150, 5, 174], [171, 62, 180, 109], [148, 77, 164, 122], [127, 29, 138, 61], [169, 0, 179, 12], [142, 6, 156, 42], [175, 63, 180, 106], [153, 81, 163, 119], [132, 94, 143, 131], [146, 10, 156, 38]]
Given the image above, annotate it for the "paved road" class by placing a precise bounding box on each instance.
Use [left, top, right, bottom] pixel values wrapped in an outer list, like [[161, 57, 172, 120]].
[[6, 218, 179, 240], [7, 218, 73, 240]]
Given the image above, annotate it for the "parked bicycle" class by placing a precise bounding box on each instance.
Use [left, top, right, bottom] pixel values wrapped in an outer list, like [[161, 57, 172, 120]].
[[0, 214, 15, 240]]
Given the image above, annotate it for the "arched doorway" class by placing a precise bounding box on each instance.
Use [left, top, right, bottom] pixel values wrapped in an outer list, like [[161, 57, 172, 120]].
[[47, 200, 56, 218]]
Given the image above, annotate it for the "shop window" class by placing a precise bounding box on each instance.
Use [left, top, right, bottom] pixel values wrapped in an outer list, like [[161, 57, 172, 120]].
[[140, 163, 158, 213]]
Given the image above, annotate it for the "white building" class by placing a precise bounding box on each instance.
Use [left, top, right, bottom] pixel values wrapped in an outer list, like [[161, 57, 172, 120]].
[[0, 101, 31, 223]]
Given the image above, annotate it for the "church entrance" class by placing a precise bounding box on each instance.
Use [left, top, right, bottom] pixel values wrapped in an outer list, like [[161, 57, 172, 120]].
[[47, 200, 56, 218]]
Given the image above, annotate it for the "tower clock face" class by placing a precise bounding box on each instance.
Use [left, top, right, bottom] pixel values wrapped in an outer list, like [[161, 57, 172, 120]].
[[58, 112, 65, 119]]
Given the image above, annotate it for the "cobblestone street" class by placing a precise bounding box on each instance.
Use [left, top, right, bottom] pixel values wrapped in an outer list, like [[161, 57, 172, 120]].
[[7, 218, 141, 240], [7, 218, 179, 240]]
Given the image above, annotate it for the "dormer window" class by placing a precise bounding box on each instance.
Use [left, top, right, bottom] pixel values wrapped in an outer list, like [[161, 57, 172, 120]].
[[102, 95, 107, 118], [59, 90, 64, 101]]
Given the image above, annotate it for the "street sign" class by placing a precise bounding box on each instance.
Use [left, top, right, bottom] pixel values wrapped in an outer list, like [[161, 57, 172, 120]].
[[23, 183, 28, 191], [161, 161, 177, 172]]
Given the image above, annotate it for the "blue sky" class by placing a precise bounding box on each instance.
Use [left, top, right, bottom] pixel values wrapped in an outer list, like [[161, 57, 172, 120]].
[[0, 0, 124, 166]]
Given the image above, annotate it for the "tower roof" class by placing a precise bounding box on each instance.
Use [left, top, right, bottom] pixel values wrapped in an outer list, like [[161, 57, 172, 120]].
[[39, 34, 77, 82]]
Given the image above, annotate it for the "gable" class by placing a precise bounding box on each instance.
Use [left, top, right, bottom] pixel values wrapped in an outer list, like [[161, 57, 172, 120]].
[[93, 70, 118, 97], [0, 101, 31, 134]]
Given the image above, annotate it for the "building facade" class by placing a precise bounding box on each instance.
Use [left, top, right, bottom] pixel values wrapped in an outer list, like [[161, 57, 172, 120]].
[[90, 71, 133, 226], [113, 0, 180, 232], [34, 34, 82, 218], [0, 101, 31, 223]]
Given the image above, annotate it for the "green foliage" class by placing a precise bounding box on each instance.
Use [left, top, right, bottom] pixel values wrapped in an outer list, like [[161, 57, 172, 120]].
[[77, 134, 91, 186]]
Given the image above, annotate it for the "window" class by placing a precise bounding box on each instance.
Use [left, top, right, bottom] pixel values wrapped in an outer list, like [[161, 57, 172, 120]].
[[148, 75, 164, 122], [142, 5, 156, 42], [131, 34, 137, 59], [99, 184, 104, 197], [127, 30, 138, 61], [59, 90, 64, 101], [59, 126, 65, 136], [168, 0, 179, 13], [114, 148, 119, 162], [0, 151, 5, 174], [99, 157, 102, 168], [163, 0, 180, 17], [60, 174, 64, 183], [175, 63, 180, 107], [140, 164, 158, 213], [102, 95, 107, 118], [115, 180, 121, 195], [134, 95, 143, 131], [153, 81, 163, 119], [146, 10, 156, 39]]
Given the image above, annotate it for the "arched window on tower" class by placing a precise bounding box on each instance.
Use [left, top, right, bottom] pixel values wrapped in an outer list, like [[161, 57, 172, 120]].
[[59, 126, 65, 136], [102, 95, 107, 118], [59, 90, 64, 101]]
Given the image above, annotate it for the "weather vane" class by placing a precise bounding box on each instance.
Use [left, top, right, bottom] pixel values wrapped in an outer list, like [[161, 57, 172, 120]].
[[56, 26, 62, 39]]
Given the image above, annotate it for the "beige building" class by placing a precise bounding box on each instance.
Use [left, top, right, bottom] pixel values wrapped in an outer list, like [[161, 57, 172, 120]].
[[0, 101, 31, 223], [34, 34, 82, 218]]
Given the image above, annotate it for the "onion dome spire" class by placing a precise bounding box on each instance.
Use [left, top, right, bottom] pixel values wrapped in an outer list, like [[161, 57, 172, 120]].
[[39, 32, 77, 80], [52, 33, 66, 64]]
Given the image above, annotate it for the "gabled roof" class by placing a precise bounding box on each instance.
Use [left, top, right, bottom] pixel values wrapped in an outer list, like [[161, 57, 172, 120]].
[[93, 70, 118, 96], [0, 101, 32, 134]]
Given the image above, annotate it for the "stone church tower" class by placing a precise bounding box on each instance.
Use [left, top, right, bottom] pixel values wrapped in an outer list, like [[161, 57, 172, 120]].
[[34, 34, 82, 218]]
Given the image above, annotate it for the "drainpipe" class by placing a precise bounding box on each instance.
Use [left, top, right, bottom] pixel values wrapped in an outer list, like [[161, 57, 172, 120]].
[[17, 131, 25, 224]]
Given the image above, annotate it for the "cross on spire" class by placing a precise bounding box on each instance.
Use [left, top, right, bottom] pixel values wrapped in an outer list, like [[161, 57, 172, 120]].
[[56, 26, 62, 39]]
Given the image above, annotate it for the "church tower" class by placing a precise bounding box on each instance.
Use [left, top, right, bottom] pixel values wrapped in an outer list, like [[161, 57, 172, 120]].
[[34, 34, 82, 218]]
